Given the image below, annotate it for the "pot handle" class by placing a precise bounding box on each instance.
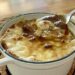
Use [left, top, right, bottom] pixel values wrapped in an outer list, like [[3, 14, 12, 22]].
[[0, 48, 12, 66]]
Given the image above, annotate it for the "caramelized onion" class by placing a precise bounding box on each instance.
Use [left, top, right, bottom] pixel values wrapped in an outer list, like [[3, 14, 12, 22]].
[[1, 41, 8, 49]]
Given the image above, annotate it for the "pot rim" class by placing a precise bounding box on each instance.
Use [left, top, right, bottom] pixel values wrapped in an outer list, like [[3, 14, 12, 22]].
[[0, 12, 75, 64]]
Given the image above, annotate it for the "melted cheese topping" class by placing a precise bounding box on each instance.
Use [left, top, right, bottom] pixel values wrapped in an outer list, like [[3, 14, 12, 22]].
[[1, 19, 75, 62]]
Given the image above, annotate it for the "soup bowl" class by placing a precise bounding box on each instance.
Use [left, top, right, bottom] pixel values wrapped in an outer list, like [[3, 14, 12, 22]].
[[0, 13, 75, 75]]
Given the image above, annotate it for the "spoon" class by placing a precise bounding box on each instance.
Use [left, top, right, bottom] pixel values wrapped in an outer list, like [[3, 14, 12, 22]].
[[37, 10, 75, 36], [65, 9, 75, 24], [37, 10, 75, 24]]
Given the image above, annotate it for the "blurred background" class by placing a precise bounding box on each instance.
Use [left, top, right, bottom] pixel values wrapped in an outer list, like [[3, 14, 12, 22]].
[[0, 0, 75, 18]]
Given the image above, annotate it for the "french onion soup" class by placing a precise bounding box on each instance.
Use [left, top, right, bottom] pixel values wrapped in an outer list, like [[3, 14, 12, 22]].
[[1, 14, 75, 62]]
